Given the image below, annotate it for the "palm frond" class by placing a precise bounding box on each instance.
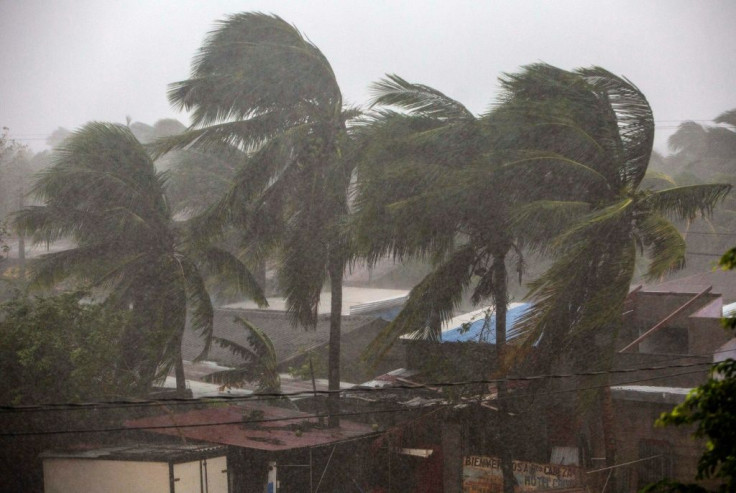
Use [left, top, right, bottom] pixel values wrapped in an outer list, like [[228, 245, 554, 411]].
[[169, 12, 341, 128], [278, 209, 330, 328], [178, 256, 214, 361], [203, 316, 280, 392], [668, 121, 708, 153], [370, 74, 473, 120], [363, 244, 477, 363], [197, 245, 266, 306], [26, 244, 130, 290], [636, 213, 686, 281], [577, 67, 654, 189], [645, 184, 731, 221], [510, 200, 590, 253], [150, 113, 292, 158], [714, 109, 736, 128]]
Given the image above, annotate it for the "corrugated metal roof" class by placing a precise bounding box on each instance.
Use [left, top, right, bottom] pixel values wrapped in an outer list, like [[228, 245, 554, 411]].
[[441, 303, 530, 344], [126, 404, 376, 451]]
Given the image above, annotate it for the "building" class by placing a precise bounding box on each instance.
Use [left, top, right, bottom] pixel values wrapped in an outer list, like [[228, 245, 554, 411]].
[[42, 444, 228, 493]]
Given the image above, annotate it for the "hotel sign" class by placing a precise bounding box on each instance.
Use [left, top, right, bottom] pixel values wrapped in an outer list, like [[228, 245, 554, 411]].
[[463, 456, 582, 492]]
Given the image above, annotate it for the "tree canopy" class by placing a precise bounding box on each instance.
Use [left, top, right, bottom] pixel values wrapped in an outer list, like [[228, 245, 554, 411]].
[[15, 122, 265, 394]]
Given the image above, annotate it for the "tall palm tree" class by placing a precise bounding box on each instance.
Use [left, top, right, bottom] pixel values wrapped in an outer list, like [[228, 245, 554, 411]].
[[497, 64, 730, 478], [14, 122, 265, 394], [353, 76, 527, 493], [497, 65, 731, 367], [155, 13, 357, 426]]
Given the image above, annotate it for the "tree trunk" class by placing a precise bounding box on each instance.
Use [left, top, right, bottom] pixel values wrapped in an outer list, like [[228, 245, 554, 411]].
[[327, 255, 343, 428], [255, 258, 267, 294], [601, 384, 617, 491], [492, 253, 515, 493], [174, 335, 186, 394]]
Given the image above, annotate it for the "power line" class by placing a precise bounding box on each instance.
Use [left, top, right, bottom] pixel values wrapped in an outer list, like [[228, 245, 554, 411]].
[[0, 360, 716, 414], [0, 365, 713, 438], [0, 404, 440, 438]]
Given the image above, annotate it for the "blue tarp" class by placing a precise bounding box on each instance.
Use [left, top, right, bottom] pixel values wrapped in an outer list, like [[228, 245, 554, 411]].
[[440, 303, 530, 344]]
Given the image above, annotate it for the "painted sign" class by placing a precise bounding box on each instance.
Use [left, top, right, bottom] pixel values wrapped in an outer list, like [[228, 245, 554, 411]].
[[463, 456, 582, 493]]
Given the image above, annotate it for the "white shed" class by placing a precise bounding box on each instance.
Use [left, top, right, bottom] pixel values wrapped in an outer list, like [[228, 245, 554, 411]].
[[42, 444, 228, 493]]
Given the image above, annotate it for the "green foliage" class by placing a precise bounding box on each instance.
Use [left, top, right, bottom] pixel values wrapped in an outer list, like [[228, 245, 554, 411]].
[[495, 65, 731, 371], [161, 13, 357, 423], [354, 78, 521, 364], [204, 315, 281, 393], [161, 12, 353, 328], [14, 122, 265, 392], [0, 291, 135, 404]]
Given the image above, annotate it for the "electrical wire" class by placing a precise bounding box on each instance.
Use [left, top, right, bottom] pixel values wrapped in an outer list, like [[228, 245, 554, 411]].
[[0, 365, 714, 438], [0, 359, 719, 414]]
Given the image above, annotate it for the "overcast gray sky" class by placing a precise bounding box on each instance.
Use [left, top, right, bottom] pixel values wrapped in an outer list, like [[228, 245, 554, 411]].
[[2, 0, 735, 153]]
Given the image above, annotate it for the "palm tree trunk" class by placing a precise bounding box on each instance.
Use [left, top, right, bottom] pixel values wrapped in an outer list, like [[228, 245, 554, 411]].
[[327, 255, 343, 428], [601, 384, 617, 491], [174, 342, 186, 394], [492, 253, 515, 493]]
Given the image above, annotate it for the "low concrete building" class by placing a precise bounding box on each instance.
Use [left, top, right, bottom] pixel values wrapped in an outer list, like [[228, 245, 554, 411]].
[[42, 444, 228, 493]]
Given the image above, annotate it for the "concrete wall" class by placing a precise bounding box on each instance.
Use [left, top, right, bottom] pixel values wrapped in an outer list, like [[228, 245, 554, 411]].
[[625, 292, 727, 356], [610, 399, 703, 492]]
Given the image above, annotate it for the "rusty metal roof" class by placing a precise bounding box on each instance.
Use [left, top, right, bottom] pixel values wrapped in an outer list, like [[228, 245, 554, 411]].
[[125, 404, 376, 452]]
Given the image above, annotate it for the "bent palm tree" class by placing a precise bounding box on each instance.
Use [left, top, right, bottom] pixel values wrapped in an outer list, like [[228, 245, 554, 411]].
[[15, 122, 265, 394], [155, 13, 356, 426], [353, 76, 527, 492], [497, 65, 731, 368], [498, 64, 730, 479]]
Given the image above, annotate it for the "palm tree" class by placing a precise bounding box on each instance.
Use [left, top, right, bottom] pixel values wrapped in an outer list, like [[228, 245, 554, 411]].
[[352, 76, 527, 493], [496, 65, 730, 366], [14, 122, 265, 394], [154, 13, 357, 426], [497, 64, 730, 478]]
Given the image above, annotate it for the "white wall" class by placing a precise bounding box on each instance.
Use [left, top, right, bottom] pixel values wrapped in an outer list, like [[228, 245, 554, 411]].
[[44, 459, 169, 493]]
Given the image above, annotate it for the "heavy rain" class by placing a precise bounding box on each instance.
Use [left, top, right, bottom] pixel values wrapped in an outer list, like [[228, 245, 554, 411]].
[[1, 1, 735, 492]]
